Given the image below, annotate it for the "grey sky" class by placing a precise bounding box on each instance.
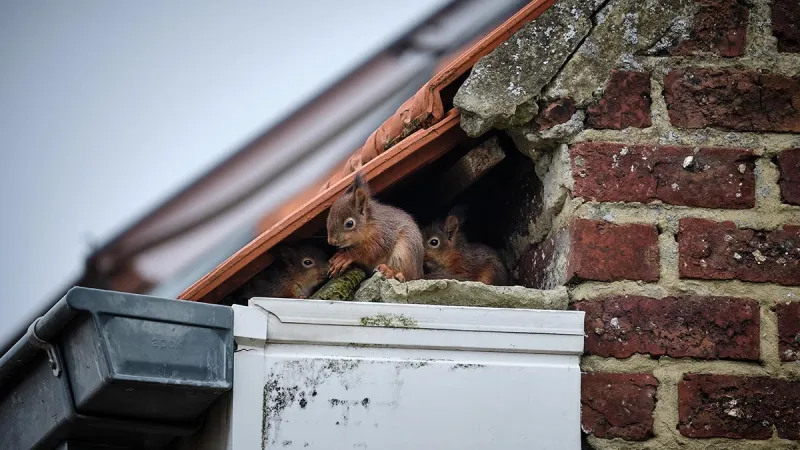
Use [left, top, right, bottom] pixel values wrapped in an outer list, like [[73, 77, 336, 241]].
[[0, 1, 448, 343]]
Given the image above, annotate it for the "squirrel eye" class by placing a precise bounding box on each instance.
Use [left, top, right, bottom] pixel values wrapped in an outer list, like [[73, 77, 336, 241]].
[[429, 238, 439, 248], [344, 218, 355, 229], [302, 259, 314, 267]]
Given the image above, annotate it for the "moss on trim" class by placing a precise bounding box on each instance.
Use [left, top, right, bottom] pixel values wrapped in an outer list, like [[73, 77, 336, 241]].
[[359, 313, 419, 328]]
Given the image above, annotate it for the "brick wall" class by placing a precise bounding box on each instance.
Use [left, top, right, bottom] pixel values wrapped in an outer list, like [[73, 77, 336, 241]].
[[504, 0, 800, 448]]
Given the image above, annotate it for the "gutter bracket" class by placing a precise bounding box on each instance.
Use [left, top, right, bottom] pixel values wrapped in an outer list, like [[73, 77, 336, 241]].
[[28, 318, 61, 377]]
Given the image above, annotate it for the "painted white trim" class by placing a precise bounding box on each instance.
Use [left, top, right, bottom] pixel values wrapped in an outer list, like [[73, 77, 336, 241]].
[[232, 304, 267, 347], [247, 298, 585, 355]]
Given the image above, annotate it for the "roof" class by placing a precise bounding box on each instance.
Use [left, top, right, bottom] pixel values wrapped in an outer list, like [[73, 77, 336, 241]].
[[178, 0, 556, 304], [3, 0, 538, 355]]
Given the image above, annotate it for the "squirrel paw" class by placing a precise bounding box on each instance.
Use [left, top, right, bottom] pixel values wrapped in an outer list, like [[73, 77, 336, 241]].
[[376, 264, 405, 282], [375, 264, 394, 279], [329, 251, 354, 277]]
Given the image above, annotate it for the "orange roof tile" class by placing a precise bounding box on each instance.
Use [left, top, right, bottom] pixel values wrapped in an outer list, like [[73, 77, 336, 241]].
[[178, 0, 555, 303]]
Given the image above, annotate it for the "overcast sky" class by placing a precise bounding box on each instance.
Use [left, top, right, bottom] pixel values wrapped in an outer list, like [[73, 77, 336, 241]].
[[0, 0, 448, 345]]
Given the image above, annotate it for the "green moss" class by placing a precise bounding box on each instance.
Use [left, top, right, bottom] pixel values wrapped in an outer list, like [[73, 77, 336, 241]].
[[381, 115, 433, 151], [359, 313, 418, 328], [310, 267, 367, 300]]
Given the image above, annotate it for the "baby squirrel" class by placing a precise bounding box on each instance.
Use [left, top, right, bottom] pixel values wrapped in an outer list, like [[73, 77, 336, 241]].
[[422, 208, 508, 285], [326, 173, 424, 282], [233, 242, 329, 300]]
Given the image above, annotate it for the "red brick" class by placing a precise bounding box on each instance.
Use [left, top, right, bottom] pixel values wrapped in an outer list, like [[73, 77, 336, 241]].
[[574, 295, 759, 360], [587, 71, 652, 129], [679, 375, 800, 439], [534, 97, 576, 131], [669, 0, 748, 57], [517, 227, 565, 290], [664, 69, 800, 132], [777, 301, 800, 362], [571, 142, 756, 208], [582, 373, 658, 441], [773, 0, 800, 53], [678, 218, 800, 286], [570, 220, 660, 283], [518, 220, 660, 288], [777, 148, 800, 206]]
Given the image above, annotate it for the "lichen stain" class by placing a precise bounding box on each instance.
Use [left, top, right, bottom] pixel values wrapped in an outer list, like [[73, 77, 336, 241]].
[[262, 359, 362, 448], [402, 361, 428, 369], [262, 379, 299, 450], [449, 363, 487, 371], [359, 313, 418, 328]]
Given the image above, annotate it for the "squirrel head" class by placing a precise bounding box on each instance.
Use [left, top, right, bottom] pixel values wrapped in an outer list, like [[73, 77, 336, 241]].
[[326, 173, 372, 249], [422, 206, 466, 270], [274, 242, 329, 293]]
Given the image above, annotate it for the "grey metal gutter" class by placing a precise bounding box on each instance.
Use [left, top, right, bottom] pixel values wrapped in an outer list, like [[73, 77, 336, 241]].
[[0, 296, 74, 389]]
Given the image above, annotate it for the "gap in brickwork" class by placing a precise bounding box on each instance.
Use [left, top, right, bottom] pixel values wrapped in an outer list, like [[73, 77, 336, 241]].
[[379, 131, 545, 283]]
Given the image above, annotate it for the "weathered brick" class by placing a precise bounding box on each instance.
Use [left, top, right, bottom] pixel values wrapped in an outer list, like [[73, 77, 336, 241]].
[[678, 218, 800, 286], [664, 69, 800, 132], [668, 0, 748, 57], [773, 0, 800, 53], [777, 301, 800, 362], [534, 97, 576, 131], [571, 142, 756, 208], [777, 148, 800, 206], [574, 295, 759, 360], [679, 375, 800, 440], [587, 71, 652, 129], [570, 220, 660, 283], [517, 226, 566, 290], [582, 373, 658, 441], [519, 220, 660, 289]]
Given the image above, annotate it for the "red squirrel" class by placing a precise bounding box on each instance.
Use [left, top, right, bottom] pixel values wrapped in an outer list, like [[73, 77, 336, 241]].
[[230, 242, 329, 301], [326, 173, 424, 282], [422, 207, 508, 285]]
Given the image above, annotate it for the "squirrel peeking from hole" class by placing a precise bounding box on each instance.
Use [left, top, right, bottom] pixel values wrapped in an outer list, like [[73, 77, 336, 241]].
[[232, 242, 330, 300], [242, 173, 509, 302], [422, 206, 508, 286], [326, 173, 424, 282]]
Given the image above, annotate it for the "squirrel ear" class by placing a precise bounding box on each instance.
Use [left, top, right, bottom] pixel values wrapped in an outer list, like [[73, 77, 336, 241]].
[[448, 204, 468, 223], [444, 215, 459, 242], [354, 186, 369, 216], [352, 172, 370, 216], [352, 173, 370, 194]]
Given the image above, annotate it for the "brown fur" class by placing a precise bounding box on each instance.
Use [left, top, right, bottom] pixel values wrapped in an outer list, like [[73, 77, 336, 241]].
[[326, 173, 424, 281], [232, 241, 329, 300], [422, 209, 508, 285]]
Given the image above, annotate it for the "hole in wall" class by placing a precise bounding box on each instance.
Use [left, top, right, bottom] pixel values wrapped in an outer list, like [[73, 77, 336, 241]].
[[225, 130, 550, 304]]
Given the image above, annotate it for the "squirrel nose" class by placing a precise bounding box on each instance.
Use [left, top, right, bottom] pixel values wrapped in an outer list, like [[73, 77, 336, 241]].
[[328, 236, 337, 246]]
